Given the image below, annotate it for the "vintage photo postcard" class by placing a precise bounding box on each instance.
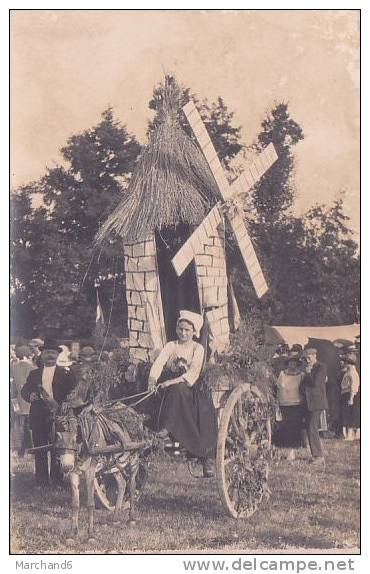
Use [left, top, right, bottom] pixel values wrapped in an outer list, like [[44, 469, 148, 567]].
[[9, 8, 360, 558]]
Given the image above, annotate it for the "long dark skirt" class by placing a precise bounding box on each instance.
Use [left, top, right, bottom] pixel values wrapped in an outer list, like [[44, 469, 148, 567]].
[[157, 382, 218, 459], [341, 392, 360, 429], [326, 382, 342, 430], [273, 405, 305, 448], [11, 414, 32, 453]]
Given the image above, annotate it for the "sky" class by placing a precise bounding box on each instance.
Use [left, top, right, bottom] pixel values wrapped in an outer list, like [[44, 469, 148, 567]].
[[10, 9, 360, 234]]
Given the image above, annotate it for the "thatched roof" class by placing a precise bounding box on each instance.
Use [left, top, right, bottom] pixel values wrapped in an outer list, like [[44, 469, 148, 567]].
[[96, 77, 221, 244]]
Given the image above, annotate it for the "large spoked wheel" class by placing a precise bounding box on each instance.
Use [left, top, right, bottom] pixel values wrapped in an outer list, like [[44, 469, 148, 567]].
[[94, 462, 148, 511], [94, 469, 127, 511], [216, 383, 271, 519]]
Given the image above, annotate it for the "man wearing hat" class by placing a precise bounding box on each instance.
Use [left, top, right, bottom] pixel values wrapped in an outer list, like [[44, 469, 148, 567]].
[[29, 338, 44, 368], [21, 339, 77, 487], [301, 348, 328, 466]]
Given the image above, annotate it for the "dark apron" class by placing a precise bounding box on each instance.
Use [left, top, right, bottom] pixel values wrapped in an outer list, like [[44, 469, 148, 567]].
[[156, 368, 218, 459]]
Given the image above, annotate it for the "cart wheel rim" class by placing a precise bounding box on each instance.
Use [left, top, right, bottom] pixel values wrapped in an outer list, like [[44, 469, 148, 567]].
[[94, 472, 123, 511], [216, 383, 271, 519], [95, 462, 149, 511]]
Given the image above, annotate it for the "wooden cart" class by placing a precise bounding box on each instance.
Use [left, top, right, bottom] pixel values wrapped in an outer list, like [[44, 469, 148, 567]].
[[93, 379, 271, 518], [32, 379, 271, 518]]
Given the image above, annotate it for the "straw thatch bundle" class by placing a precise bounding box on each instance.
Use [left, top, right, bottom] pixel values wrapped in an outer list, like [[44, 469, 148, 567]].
[[96, 77, 221, 244]]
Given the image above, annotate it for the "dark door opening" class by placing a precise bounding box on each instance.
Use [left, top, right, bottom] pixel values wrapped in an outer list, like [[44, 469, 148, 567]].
[[155, 225, 201, 341]]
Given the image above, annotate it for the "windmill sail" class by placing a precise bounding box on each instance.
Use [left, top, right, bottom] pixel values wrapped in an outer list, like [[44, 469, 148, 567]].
[[182, 100, 274, 299], [183, 101, 232, 201], [172, 204, 222, 276], [226, 208, 268, 298], [230, 143, 278, 197]]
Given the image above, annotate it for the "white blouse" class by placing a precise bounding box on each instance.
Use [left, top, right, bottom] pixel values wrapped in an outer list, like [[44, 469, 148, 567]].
[[149, 341, 205, 387], [341, 365, 360, 396]]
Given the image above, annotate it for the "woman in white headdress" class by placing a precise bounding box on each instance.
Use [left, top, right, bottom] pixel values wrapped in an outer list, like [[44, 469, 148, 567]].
[[340, 352, 360, 440], [148, 310, 217, 477]]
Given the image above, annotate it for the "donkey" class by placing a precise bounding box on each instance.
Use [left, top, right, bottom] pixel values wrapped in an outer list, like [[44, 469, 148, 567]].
[[54, 402, 152, 543]]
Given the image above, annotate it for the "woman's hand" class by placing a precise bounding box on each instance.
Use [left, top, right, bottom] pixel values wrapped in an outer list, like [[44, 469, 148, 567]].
[[158, 378, 180, 390], [29, 392, 39, 402], [148, 376, 157, 392]]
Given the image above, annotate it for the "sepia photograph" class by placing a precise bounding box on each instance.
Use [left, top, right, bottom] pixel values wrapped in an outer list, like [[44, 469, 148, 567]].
[[10, 9, 360, 556]]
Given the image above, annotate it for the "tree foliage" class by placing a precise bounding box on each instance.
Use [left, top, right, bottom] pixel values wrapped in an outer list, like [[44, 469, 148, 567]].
[[11, 109, 141, 337], [229, 103, 304, 320], [230, 103, 359, 326], [296, 199, 360, 324], [252, 103, 304, 222]]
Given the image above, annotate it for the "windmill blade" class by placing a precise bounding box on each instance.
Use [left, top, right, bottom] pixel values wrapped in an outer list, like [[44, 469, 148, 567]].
[[226, 207, 268, 299], [182, 99, 269, 298], [183, 101, 233, 201], [230, 143, 278, 198], [171, 205, 222, 276]]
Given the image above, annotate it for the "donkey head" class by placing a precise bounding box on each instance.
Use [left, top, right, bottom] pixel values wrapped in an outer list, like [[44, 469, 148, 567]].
[[54, 404, 80, 473]]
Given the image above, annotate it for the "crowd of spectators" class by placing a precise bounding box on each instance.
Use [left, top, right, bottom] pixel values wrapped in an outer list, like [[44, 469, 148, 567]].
[[272, 338, 360, 466], [10, 332, 360, 483]]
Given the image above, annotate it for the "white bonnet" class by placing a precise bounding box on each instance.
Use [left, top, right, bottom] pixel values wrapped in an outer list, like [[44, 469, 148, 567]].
[[177, 310, 203, 338]]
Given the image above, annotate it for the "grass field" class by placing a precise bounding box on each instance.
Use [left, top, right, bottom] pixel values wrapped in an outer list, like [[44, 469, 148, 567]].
[[10, 439, 360, 554]]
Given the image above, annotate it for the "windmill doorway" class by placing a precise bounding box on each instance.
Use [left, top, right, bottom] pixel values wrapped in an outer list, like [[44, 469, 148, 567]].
[[155, 225, 201, 342]]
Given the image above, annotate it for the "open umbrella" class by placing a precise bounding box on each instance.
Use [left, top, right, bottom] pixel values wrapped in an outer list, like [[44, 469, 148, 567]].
[[332, 339, 354, 348]]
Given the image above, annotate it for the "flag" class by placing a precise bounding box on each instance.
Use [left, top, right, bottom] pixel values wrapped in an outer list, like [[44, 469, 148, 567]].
[[228, 280, 241, 332], [95, 285, 105, 326]]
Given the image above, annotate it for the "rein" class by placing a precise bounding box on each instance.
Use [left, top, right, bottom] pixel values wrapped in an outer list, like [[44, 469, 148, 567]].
[[102, 388, 156, 409]]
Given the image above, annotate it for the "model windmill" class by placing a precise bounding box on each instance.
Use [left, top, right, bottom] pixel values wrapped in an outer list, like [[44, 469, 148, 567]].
[[171, 101, 277, 301], [98, 77, 278, 363]]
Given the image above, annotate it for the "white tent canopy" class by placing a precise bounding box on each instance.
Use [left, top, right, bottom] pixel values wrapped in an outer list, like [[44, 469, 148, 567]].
[[265, 324, 360, 348]]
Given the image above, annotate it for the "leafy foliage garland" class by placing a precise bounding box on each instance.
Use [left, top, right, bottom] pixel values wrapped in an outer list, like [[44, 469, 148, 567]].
[[67, 347, 154, 442], [202, 317, 276, 407], [225, 399, 271, 514], [201, 318, 275, 512]]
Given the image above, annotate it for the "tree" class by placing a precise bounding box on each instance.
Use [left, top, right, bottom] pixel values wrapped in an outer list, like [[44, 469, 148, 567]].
[[11, 184, 42, 337], [296, 198, 360, 324], [228, 103, 304, 322], [11, 109, 141, 337], [41, 108, 140, 242], [230, 103, 359, 327], [251, 103, 304, 223], [232, 194, 359, 326]]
